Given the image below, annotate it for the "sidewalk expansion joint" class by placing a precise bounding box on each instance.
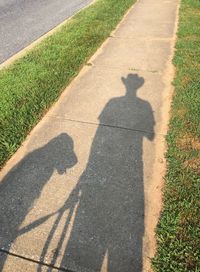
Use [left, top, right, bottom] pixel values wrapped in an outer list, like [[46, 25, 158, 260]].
[[110, 35, 175, 42], [86, 63, 162, 74], [47, 115, 165, 137], [0, 248, 75, 272]]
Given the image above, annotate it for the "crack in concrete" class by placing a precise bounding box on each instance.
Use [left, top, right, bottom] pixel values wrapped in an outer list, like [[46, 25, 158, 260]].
[[47, 115, 165, 136], [86, 63, 162, 74], [0, 249, 75, 272], [110, 35, 175, 41]]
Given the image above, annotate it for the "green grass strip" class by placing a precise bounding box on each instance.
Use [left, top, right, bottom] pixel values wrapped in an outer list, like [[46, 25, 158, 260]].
[[152, 0, 200, 271], [0, 0, 136, 168]]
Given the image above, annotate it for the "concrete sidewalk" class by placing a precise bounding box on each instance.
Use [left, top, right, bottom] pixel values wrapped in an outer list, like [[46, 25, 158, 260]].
[[0, 0, 179, 271]]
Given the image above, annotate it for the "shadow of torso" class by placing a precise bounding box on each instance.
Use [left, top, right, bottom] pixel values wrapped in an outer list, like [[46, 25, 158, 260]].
[[61, 86, 155, 272]]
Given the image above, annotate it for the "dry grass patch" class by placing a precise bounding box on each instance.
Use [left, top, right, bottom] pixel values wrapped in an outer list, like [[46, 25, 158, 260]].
[[177, 133, 200, 151], [184, 158, 200, 174]]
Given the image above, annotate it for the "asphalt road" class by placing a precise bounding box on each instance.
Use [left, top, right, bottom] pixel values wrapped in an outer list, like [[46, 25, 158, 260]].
[[0, 0, 92, 64]]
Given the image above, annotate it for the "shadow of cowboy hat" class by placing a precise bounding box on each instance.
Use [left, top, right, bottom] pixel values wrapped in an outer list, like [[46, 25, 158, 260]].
[[121, 74, 144, 91]]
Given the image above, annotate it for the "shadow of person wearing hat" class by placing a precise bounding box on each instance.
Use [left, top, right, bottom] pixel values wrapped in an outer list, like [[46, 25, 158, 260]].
[[60, 74, 155, 272]]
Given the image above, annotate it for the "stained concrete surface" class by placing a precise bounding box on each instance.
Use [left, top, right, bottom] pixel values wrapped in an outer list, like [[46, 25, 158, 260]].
[[90, 39, 171, 72], [113, 0, 177, 39], [0, 0, 179, 271]]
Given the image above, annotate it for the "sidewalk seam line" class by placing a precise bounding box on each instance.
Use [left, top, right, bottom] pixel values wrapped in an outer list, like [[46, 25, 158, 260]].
[[86, 63, 162, 74], [47, 115, 165, 136], [0, 248, 75, 272], [110, 36, 175, 41]]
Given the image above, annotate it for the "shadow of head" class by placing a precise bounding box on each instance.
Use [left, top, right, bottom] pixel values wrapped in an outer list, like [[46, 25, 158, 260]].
[[45, 133, 78, 175], [122, 74, 144, 95]]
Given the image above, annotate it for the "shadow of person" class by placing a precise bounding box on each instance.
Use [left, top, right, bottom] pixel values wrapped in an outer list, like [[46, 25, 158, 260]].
[[59, 74, 155, 272], [0, 133, 77, 271]]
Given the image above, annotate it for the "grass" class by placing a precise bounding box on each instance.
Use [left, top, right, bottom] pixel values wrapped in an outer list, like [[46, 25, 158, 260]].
[[152, 0, 200, 271], [0, 0, 136, 168]]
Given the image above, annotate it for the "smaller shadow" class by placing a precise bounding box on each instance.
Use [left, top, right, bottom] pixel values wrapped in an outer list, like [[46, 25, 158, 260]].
[[0, 133, 77, 271]]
